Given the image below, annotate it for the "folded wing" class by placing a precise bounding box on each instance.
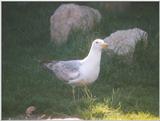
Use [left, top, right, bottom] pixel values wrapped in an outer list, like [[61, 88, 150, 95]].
[[43, 60, 81, 82]]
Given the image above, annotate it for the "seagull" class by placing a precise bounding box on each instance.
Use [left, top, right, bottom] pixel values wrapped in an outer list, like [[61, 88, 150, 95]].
[[42, 39, 108, 100]]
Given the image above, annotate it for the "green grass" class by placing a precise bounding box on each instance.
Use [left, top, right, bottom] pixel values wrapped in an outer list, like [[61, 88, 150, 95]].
[[2, 2, 159, 120]]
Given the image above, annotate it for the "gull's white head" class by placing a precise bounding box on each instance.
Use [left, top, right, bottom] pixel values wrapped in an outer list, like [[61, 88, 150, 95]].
[[92, 39, 108, 50]]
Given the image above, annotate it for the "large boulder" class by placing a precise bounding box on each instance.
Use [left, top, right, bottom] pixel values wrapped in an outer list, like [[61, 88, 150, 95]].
[[100, 2, 131, 12], [104, 28, 148, 62], [50, 4, 101, 45]]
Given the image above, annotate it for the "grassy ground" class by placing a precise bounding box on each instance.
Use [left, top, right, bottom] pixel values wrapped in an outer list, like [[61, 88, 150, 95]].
[[2, 2, 159, 120]]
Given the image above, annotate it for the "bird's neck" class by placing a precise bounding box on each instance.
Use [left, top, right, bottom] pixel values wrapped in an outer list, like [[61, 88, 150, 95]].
[[81, 46, 102, 66]]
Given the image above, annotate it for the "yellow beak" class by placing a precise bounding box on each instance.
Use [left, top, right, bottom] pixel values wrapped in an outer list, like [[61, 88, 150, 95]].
[[101, 42, 108, 48]]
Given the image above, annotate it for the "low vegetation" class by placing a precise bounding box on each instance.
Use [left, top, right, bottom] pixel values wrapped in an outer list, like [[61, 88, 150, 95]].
[[2, 2, 159, 120]]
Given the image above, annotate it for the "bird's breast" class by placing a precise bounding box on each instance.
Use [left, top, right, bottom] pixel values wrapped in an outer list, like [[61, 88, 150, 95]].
[[80, 64, 100, 83]]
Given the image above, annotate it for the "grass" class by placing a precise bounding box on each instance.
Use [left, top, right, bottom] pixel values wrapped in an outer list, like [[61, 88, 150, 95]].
[[2, 2, 159, 120], [71, 97, 159, 120]]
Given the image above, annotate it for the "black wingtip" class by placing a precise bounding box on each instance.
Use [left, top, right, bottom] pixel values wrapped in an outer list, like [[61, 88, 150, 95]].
[[37, 59, 50, 69], [38, 59, 51, 65], [38, 59, 58, 71]]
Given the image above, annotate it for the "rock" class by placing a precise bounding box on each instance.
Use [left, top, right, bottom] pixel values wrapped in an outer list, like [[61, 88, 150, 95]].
[[47, 117, 82, 120], [104, 28, 148, 62], [100, 2, 131, 12], [50, 3, 101, 45], [25, 106, 36, 118]]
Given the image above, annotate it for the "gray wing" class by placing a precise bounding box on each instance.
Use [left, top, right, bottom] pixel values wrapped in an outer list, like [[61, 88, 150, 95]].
[[43, 60, 81, 82]]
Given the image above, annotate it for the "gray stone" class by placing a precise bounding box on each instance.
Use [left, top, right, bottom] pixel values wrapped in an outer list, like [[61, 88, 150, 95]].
[[50, 4, 101, 45], [100, 2, 131, 12], [104, 28, 148, 62]]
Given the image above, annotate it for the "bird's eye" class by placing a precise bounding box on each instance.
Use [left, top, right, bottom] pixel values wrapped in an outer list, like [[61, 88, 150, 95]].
[[95, 42, 98, 44]]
